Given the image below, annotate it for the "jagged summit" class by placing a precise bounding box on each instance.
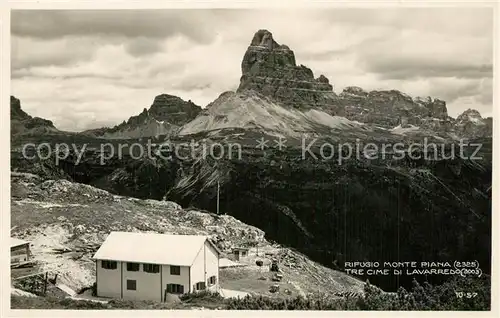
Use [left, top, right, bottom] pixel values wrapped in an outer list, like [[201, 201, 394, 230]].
[[454, 108, 491, 138], [249, 30, 291, 56], [11, 96, 30, 121], [149, 94, 201, 124], [11, 96, 57, 135], [83, 94, 202, 139], [237, 30, 339, 112], [457, 108, 482, 119]]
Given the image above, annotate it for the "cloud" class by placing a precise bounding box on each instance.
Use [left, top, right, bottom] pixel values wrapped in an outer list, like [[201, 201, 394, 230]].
[[314, 7, 493, 36], [11, 36, 97, 71], [11, 10, 222, 43], [356, 30, 493, 80], [11, 8, 494, 131], [124, 37, 164, 57]]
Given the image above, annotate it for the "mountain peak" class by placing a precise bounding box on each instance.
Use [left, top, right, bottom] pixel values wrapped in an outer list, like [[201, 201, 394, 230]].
[[149, 94, 201, 123], [459, 108, 482, 118], [454, 108, 491, 138], [10, 96, 57, 135], [83, 94, 201, 139], [11, 96, 30, 121], [240, 29, 297, 76], [237, 29, 339, 113], [250, 29, 280, 50]]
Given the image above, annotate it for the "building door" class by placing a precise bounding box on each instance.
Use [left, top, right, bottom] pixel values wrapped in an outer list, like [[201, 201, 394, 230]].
[[165, 283, 184, 300]]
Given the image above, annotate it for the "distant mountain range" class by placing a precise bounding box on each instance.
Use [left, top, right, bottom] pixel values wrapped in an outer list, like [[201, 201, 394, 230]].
[[11, 33, 492, 141]]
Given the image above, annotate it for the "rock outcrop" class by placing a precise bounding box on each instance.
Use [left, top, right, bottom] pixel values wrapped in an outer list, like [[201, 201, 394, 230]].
[[339, 87, 449, 128], [454, 109, 492, 139], [11, 96, 58, 135], [237, 29, 341, 114], [84, 94, 202, 139], [149, 94, 202, 124], [11, 96, 30, 121]]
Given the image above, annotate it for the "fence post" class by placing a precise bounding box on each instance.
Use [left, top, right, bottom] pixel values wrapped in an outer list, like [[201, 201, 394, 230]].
[[43, 272, 48, 295]]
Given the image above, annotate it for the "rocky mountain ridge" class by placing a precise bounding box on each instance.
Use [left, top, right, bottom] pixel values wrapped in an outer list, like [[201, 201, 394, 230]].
[[233, 29, 491, 139], [339, 87, 447, 126]]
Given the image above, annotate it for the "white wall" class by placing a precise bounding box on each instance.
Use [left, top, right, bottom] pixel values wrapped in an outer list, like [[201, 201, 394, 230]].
[[205, 241, 220, 292], [190, 245, 205, 293], [189, 241, 220, 293], [96, 260, 191, 301], [95, 241, 218, 301], [122, 263, 162, 302], [96, 260, 122, 299]]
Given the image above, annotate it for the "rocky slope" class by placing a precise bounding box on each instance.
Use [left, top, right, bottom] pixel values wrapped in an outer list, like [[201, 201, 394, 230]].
[[83, 94, 202, 139], [166, 140, 492, 291], [179, 90, 361, 137], [10, 171, 364, 296]]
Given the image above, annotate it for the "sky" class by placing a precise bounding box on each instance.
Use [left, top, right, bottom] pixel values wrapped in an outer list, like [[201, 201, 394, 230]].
[[11, 8, 494, 132]]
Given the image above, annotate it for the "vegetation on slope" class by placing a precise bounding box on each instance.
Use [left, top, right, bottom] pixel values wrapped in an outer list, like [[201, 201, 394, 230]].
[[11, 276, 490, 310]]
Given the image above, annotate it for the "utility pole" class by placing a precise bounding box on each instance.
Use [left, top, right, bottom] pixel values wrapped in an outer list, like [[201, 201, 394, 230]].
[[216, 181, 220, 215]]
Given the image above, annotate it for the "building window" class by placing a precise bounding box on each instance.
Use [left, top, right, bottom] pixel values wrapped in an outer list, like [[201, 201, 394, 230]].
[[127, 280, 136, 291], [208, 276, 217, 286], [166, 284, 184, 294], [242, 251, 247, 257], [195, 282, 206, 290], [127, 262, 140, 271], [101, 260, 117, 270], [143, 263, 160, 273], [170, 265, 180, 275], [11, 248, 28, 256]]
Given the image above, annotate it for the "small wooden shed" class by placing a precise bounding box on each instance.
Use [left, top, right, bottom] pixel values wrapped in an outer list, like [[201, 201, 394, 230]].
[[232, 247, 249, 261], [11, 238, 32, 265]]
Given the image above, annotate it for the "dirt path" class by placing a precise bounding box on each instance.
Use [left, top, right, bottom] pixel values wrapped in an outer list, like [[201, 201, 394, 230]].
[[220, 288, 249, 299]]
